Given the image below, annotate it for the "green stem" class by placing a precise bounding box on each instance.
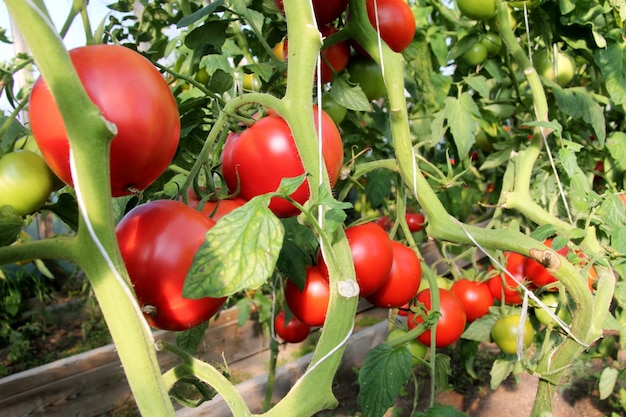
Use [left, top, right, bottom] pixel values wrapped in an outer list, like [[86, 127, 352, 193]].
[[263, 339, 280, 411]]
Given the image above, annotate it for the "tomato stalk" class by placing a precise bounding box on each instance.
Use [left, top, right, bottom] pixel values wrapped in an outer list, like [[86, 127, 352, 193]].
[[4, 2, 176, 416]]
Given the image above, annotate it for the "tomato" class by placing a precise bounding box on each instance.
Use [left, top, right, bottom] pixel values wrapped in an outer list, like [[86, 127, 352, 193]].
[[221, 106, 343, 218], [195, 67, 210, 85], [274, 0, 348, 26], [375, 215, 393, 230], [405, 213, 425, 232], [365, 0, 416, 53], [115, 200, 227, 331], [274, 310, 311, 343], [464, 42, 488, 66], [480, 32, 502, 57], [366, 241, 422, 308], [533, 49, 576, 87], [318, 222, 394, 297], [0, 150, 55, 216], [386, 328, 428, 366], [533, 293, 570, 326], [418, 276, 452, 292], [487, 252, 527, 305], [185, 188, 247, 221], [491, 314, 535, 354], [524, 239, 569, 289], [321, 92, 347, 124], [242, 73, 260, 91], [457, 0, 498, 20], [407, 288, 467, 348], [29, 45, 180, 197], [347, 56, 386, 100], [450, 279, 494, 322], [284, 266, 330, 327]]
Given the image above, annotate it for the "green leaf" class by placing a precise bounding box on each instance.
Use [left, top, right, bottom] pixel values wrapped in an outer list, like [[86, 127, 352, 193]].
[[462, 314, 497, 342], [607, 132, 626, 171], [184, 196, 284, 298], [277, 174, 307, 197], [207, 69, 233, 94], [44, 193, 79, 231], [329, 73, 371, 111], [463, 74, 490, 98], [413, 404, 469, 417], [490, 358, 515, 390], [0, 116, 29, 156], [276, 239, 307, 289], [433, 353, 452, 392], [599, 367, 619, 400], [185, 21, 228, 56], [177, 0, 225, 28], [0, 206, 23, 247], [444, 93, 480, 160], [175, 321, 209, 355], [595, 41, 626, 105], [358, 344, 413, 417], [529, 224, 557, 241], [552, 87, 606, 144], [365, 170, 393, 208]]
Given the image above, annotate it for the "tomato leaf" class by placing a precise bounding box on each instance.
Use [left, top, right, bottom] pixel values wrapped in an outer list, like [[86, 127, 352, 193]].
[[552, 87, 606, 144], [177, 0, 225, 28], [444, 93, 480, 161], [175, 321, 209, 355], [490, 358, 516, 390], [0, 206, 23, 246], [329, 72, 372, 111], [433, 353, 452, 392], [594, 41, 626, 105], [462, 314, 497, 342], [184, 195, 284, 298], [529, 224, 557, 242], [599, 367, 619, 400], [357, 343, 412, 417], [413, 404, 469, 417]]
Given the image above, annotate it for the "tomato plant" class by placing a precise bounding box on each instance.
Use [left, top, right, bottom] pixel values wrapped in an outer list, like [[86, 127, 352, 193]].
[[284, 265, 330, 327], [318, 222, 394, 297], [533, 49, 576, 87], [365, 0, 416, 53], [321, 92, 347, 124], [386, 328, 428, 366], [274, 0, 348, 26], [0, 150, 55, 216], [464, 42, 488, 66], [456, 0, 498, 20], [366, 240, 422, 308], [274, 310, 311, 343], [487, 252, 528, 305], [346, 56, 386, 100], [408, 288, 467, 348], [405, 213, 425, 232], [450, 279, 494, 322], [185, 188, 247, 221], [115, 200, 227, 331], [221, 106, 343, 217], [480, 32, 502, 57], [491, 314, 535, 355], [524, 239, 569, 289], [29, 44, 180, 197], [533, 293, 571, 326]]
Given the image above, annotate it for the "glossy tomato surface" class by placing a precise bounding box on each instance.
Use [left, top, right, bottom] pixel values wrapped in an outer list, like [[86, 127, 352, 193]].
[[450, 279, 494, 322], [116, 200, 226, 331], [221, 107, 343, 217], [408, 288, 467, 348], [318, 222, 394, 297], [186, 188, 247, 221], [274, 310, 311, 343], [491, 314, 535, 354], [284, 266, 330, 327], [0, 150, 55, 216], [457, 0, 497, 20], [405, 213, 425, 232], [29, 45, 180, 197], [274, 0, 348, 26], [366, 241, 422, 308], [524, 239, 569, 289], [487, 252, 527, 305], [366, 0, 416, 53]]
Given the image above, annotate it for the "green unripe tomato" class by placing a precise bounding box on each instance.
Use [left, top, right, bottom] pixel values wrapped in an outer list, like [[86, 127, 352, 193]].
[[13, 135, 41, 155], [491, 314, 535, 354], [464, 43, 488, 66], [194, 67, 210, 85], [347, 56, 386, 101], [457, 0, 498, 20], [0, 150, 55, 216], [533, 49, 576, 87], [480, 33, 502, 56], [387, 328, 428, 366], [242, 73, 260, 91], [321, 93, 347, 124], [533, 293, 571, 326]]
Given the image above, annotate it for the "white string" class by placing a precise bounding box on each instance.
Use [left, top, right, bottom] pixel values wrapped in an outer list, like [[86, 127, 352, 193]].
[[69, 147, 154, 339], [372, 0, 385, 78], [301, 321, 355, 378]]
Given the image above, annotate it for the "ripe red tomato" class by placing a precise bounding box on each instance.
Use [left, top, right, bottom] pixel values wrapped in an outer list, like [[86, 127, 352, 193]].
[[274, 0, 348, 26], [185, 188, 247, 221], [274, 310, 311, 343], [487, 252, 527, 305], [405, 213, 425, 232], [284, 266, 330, 327], [407, 288, 466, 348], [221, 107, 343, 218], [317, 222, 394, 297], [29, 45, 180, 197], [115, 200, 227, 331], [366, 241, 422, 308], [449, 279, 494, 322], [0, 150, 55, 216], [283, 26, 350, 84], [524, 239, 570, 289], [366, 0, 416, 53]]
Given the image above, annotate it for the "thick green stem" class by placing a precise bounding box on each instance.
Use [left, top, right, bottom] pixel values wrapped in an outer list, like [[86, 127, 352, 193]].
[[5, 2, 175, 416]]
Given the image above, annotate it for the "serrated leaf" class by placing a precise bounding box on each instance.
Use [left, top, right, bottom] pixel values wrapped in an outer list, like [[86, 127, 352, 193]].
[[329, 73, 371, 111], [244, 62, 276, 82], [464, 74, 490, 98], [462, 314, 497, 342], [490, 358, 515, 390], [208, 69, 233, 94], [599, 367, 619, 400], [175, 321, 209, 355], [184, 196, 284, 298], [529, 224, 557, 241], [0, 206, 23, 247], [185, 21, 228, 55], [433, 353, 452, 392], [177, 0, 225, 28], [364, 170, 393, 209], [479, 148, 511, 170], [358, 344, 413, 417], [595, 41, 626, 105], [444, 94, 480, 160], [278, 174, 307, 197], [552, 87, 606, 144]]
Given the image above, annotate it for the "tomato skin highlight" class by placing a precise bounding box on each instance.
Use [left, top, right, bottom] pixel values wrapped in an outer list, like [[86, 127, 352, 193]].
[[115, 200, 227, 331], [29, 45, 180, 197], [366, 241, 422, 308], [450, 279, 494, 322], [491, 314, 535, 354], [487, 252, 527, 305], [0, 150, 55, 216], [365, 0, 416, 53], [284, 266, 330, 327], [274, 310, 311, 343], [221, 107, 343, 218], [407, 288, 467, 348]]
